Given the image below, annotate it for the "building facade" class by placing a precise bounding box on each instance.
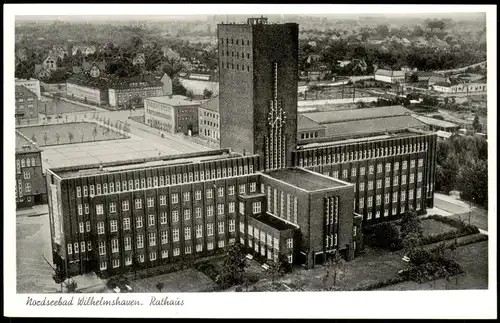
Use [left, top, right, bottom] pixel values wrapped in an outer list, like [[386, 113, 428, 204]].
[[46, 149, 362, 277], [66, 75, 109, 105], [218, 17, 299, 166], [198, 95, 220, 145], [108, 76, 163, 108], [15, 85, 39, 124], [16, 131, 47, 209], [374, 69, 405, 83], [144, 95, 201, 135], [15, 78, 41, 99]]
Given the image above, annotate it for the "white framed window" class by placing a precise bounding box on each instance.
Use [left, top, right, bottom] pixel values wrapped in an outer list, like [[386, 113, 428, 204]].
[[239, 202, 245, 215], [218, 240, 225, 249], [196, 244, 203, 252], [76, 187, 81, 197], [100, 261, 107, 270], [122, 200, 129, 211], [161, 231, 168, 244], [207, 242, 214, 250], [87, 241, 92, 251], [207, 223, 214, 236], [218, 221, 225, 234], [78, 204, 83, 216], [137, 235, 144, 248], [184, 226, 192, 240], [160, 212, 168, 224], [124, 237, 132, 250], [360, 167, 365, 176], [150, 252, 157, 261], [97, 222, 105, 234], [410, 160, 416, 168], [369, 165, 374, 174], [109, 202, 116, 213], [402, 161, 408, 170], [183, 192, 190, 202], [401, 206, 406, 213], [111, 239, 119, 253], [110, 220, 118, 232], [359, 182, 365, 191], [359, 198, 364, 209], [401, 191, 406, 201], [287, 238, 293, 249], [394, 162, 399, 171], [377, 164, 382, 173], [147, 197, 154, 207], [109, 182, 114, 193], [98, 241, 106, 255], [172, 211, 179, 222], [252, 201, 261, 214], [148, 214, 155, 226], [385, 193, 390, 204], [409, 190, 414, 200], [141, 178, 146, 188], [86, 221, 91, 232], [103, 183, 108, 194], [67, 243, 72, 255], [368, 181, 373, 190], [217, 203, 224, 215], [173, 248, 180, 256], [138, 254, 145, 263], [136, 216, 143, 228], [248, 225, 254, 237], [376, 194, 381, 206], [115, 182, 120, 192], [171, 194, 179, 204], [195, 207, 202, 218], [384, 209, 389, 217], [410, 174, 415, 183], [149, 232, 156, 246], [239, 184, 246, 194], [367, 196, 373, 207], [342, 169, 348, 178], [417, 172, 423, 182], [160, 195, 167, 206], [250, 182, 256, 193], [161, 250, 169, 259], [228, 202, 235, 213], [386, 163, 391, 172], [402, 175, 407, 185], [417, 188, 422, 199], [376, 210, 380, 218], [376, 179, 382, 189], [123, 218, 131, 230], [229, 219, 235, 232], [394, 176, 399, 186], [393, 192, 398, 203], [173, 229, 180, 242], [90, 185, 95, 196], [351, 168, 357, 177], [195, 190, 202, 200], [196, 225, 203, 238], [206, 205, 214, 217], [96, 184, 101, 195], [218, 187, 224, 197], [135, 198, 142, 209], [84, 203, 89, 214], [206, 189, 213, 199], [96, 204, 104, 215], [418, 158, 424, 167], [228, 185, 235, 196], [367, 212, 372, 220], [185, 246, 192, 255]]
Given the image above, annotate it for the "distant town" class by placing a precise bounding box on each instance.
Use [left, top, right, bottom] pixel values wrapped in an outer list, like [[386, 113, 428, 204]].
[[14, 14, 488, 295]]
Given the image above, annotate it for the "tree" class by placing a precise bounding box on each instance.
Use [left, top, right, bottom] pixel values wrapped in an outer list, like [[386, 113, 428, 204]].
[[324, 252, 346, 289], [472, 115, 481, 133], [55, 133, 60, 145], [370, 222, 402, 250], [68, 131, 74, 143], [92, 127, 98, 141], [219, 243, 248, 289], [400, 208, 424, 242], [155, 281, 164, 292], [203, 88, 213, 99], [409, 73, 419, 83], [43, 132, 48, 146]]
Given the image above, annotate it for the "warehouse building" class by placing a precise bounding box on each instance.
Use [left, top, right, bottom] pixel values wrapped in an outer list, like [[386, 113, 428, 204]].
[[144, 95, 201, 135]]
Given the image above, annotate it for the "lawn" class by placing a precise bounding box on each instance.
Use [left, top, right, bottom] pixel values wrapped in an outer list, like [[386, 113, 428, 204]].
[[17, 122, 127, 147], [39, 99, 94, 115], [128, 268, 217, 293], [377, 240, 488, 290], [421, 218, 458, 237], [448, 209, 488, 231]]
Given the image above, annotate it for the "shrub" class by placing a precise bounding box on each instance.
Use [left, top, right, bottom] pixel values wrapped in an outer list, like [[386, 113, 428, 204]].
[[427, 214, 480, 233], [369, 222, 402, 251], [352, 275, 407, 291], [408, 248, 432, 265]]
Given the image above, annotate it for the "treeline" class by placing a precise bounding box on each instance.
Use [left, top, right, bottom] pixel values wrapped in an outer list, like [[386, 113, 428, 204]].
[[436, 134, 488, 208]]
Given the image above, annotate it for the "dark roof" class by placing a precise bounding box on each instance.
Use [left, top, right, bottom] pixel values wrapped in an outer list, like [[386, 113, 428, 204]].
[[16, 131, 39, 153], [413, 115, 459, 128], [433, 82, 451, 87], [323, 115, 427, 138], [66, 74, 111, 90], [251, 213, 297, 231], [199, 95, 219, 113], [108, 75, 163, 90], [302, 105, 412, 125], [375, 69, 404, 77], [264, 168, 348, 192], [297, 115, 325, 131]]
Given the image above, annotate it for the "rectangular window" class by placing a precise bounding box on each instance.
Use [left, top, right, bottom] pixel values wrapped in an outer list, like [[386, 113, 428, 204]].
[[90, 185, 95, 196], [402, 175, 407, 185], [97, 222, 105, 234], [228, 201, 235, 213], [207, 223, 214, 236], [160, 195, 167, 206], [410, 160, 416, 168], [196, 225, 203, 238], [124, 236, 132, 250], [252, 201, 261, 214], [172, 194, 179, 204], [77, 187, 81, 197], [239, 184, 246, 194], [109, 182, 114, 193], [161, 231, 169, 244], [250, 182, 256, 193], [229, 219, 235, 232], [218, 240, 225, 249], [393, 192, 398, 203], [287, 238, 293, 249], [377, 164, 382, 173], [360, 167, 365, 176], [123, 218, 131, 230], [135, 199, 142, 209], [394, 176, 399, 186], [218, 221, 225, 234], [78, 204, 83, 215], [148, 214, 155, 226], [239, 202, 245, 215], [402, 161, 408, 170], [217, 203, 224, 216], [96, 204, 104, 215], [195, 190, 202, 200], [172, 211, 179, 222], [351, 168, 357, 177], [103, 184, 108, 194], [111, 239, 119, 253], [98, 241, 106, 255], [109, 202, 116, 213], [228, 186, 235, 196], [342, 169, 348, 178], [394, 162, 399, 171], [136, 216, 143, 228], [369, 165, 374, 174], [418, 158, 424, 167], [150, 252, 157, 261], [100, 261, 107, 270], [137, 235, 144, 248], [86, 221, 91, 232], [110, 220, 118, 232], [149, 232, 156, 246], [386, 163, 391, 172], [376, 195, 381, 206], [147, 197, 154, 207], [367, 196, 373, 207], [410, 174, 415, 183], [206, 189, 213, 199], [417, 172, 423, 182], [359, 198, 364, 209], [206, 205, 214, 217], [183, 192, 190, 202], [79, 222, 84, 233], [218, 187, 224, 197]]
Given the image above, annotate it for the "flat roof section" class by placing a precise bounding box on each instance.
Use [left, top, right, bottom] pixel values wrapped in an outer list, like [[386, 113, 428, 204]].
[[251, 212, 298, 231], [302, 105, 412, 125], [264, 167, 348, 192], [146, 95, 202, 107], [49, 149, 239, 179], [412, 115, 459, 129], [297, 115, 326, 132]]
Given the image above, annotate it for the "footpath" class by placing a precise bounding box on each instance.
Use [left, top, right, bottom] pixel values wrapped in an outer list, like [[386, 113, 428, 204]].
[[16, 204, 48, 217]]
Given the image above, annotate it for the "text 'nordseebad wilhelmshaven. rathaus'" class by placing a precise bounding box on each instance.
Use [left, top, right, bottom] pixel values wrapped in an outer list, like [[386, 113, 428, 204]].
[[26, 296, 185, 306]]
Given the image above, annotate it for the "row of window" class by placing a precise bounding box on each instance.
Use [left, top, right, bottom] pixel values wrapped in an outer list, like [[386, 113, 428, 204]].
[[244, 238, 294, 264], [16, 180, 31, 196], [348, 173, 423, 191], [98, 240, 232, 270], [358, 188, 423, 208], [221, 50, 251, 59], [202, 111, 218, 119], [16, 97, 35, 102], [244, 224, 293, 250], [16, 157, 37, 171], [298, 143, 428, 167], [323, 161, 423, 180], [300, 131, 320, 139], [264, 185, 299, 224], [202, 119, 219, 128], [74, 165, 256, 198], [220, 38, 251, 46], [365, 205, 421, 220], [221, 62, 251, 71]]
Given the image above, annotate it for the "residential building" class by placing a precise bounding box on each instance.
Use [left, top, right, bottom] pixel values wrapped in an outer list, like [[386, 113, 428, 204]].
[[432, 82, 487, 94], [72, 45, 97, 56], [144, 95, 201, 135], [81, 61, 107, 78], [16, 131, 47, 209], [132, 53, 146, 66], [15, 78, 41, 99], [161, 46, 181, 61], [15, 85, 39, 124], [401, 66, 418, 74], [198, 95, 220, 145], [66, 74, 109, 105], [42, 54, 58, 72], [107, 75, 163, 108], [34, 65, 52, 79], [374, 69, 405, 83], [427, 75, 450, 86]]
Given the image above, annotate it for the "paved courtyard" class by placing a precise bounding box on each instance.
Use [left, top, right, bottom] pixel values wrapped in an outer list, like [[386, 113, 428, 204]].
[[39, 97, 95, 115], [17, 122, 126, 146]]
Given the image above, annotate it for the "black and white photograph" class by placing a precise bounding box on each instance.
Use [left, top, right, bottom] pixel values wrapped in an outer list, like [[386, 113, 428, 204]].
[[4, 4, 497, 319]]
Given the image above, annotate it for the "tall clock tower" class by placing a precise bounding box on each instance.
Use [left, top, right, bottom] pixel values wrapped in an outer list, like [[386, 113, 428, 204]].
[[218, 17, 298, 170]]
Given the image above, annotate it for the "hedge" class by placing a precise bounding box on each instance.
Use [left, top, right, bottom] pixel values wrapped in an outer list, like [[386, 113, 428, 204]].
[[427, 214, 480, 233]]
